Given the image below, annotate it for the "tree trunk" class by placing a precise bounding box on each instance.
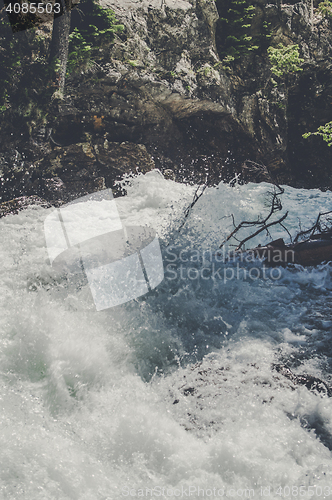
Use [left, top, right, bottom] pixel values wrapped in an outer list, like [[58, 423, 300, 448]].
[[49, 0, 72, 93]]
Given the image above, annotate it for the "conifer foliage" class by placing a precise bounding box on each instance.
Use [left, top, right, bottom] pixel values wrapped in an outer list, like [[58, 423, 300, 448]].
[[67, 0, 123, 74], [0, 0, 123, 113], [267, 43, 304, 81], [215, 0, 258, 64]]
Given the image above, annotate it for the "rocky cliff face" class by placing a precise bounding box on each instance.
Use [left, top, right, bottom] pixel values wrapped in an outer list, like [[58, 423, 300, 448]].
[[1, 0, 332, 207]]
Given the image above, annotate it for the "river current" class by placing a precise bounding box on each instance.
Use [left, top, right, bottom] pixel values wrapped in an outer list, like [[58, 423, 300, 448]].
[[1, 171, 332, 499]]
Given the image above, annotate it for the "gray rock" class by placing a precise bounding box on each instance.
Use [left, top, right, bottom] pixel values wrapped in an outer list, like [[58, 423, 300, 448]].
[[2, 0, 332, 195], [0, 196, 51, 218]]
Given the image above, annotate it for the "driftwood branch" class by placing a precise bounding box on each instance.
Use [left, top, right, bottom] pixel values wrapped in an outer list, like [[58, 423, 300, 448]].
[[234, 212, 289, 251], [279, 223, 293, 242], [177, 182, 208, 232], [172, 161, 332, 254], [165, 181, 208, 247], [221, 202, 332, 253], [293, 210, 332, 243], [219, 184, 286, 250]]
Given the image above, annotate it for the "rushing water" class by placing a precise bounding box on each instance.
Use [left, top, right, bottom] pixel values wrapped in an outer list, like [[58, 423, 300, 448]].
[[1, 171, 332, 499]]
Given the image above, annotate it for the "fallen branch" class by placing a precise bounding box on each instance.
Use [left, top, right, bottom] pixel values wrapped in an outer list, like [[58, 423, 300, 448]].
[[293, 210, 332, 243], [219, 184, 285, 250], [165, 181, 208, 247], [177, 182, 208, 232], [234, 212, 289, 251]]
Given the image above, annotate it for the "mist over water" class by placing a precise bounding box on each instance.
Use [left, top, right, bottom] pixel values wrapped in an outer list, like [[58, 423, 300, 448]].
[[1, 171, 332, 499]]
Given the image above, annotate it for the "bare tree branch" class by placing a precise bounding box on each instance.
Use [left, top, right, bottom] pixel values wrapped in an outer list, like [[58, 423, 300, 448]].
[[293, 210, 332, 243], [219, 184, 285, 250], [279, 223, 293, 242], [177, 182, 208, 232], [234, 212, 289, 251]]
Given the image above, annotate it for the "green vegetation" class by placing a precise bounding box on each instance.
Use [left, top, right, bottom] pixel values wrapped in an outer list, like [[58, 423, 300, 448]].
[[127, 59, 138, 67], [0, 23, 20, 111], [196, 66, 213, 77], [0, 18, 51, 115], [216, 0, 257, 62], [220, 55, 235, 67], [0, 0, 123, 123], [67, 28, 93, 74], [215, 0, 271, 67], [303, 122, 332, 146], [318, 0, 332, 17], [267, 43, 304, 85], [67, 0, 124, 74]]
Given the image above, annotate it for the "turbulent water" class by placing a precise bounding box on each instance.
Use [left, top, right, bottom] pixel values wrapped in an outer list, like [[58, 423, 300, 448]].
[[1, 171, 332, 499]]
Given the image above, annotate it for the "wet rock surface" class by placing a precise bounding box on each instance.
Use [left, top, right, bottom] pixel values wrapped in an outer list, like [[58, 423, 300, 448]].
[[273, 363, 332, 397], [0, 196, 51, 218], [0, 140, 155, 205], [1, 0, 332, 201], [163, 357, 332, 448]]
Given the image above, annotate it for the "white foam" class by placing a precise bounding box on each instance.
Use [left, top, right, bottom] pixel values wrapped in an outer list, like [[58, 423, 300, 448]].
[[0, 173, 332, 498]]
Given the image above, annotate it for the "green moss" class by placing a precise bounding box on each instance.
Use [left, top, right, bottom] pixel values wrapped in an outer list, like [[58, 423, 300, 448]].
[[127, 59, 139, 67]]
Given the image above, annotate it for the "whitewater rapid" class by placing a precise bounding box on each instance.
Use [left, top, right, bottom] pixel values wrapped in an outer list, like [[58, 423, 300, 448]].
[[1, 171, 332, 499]]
